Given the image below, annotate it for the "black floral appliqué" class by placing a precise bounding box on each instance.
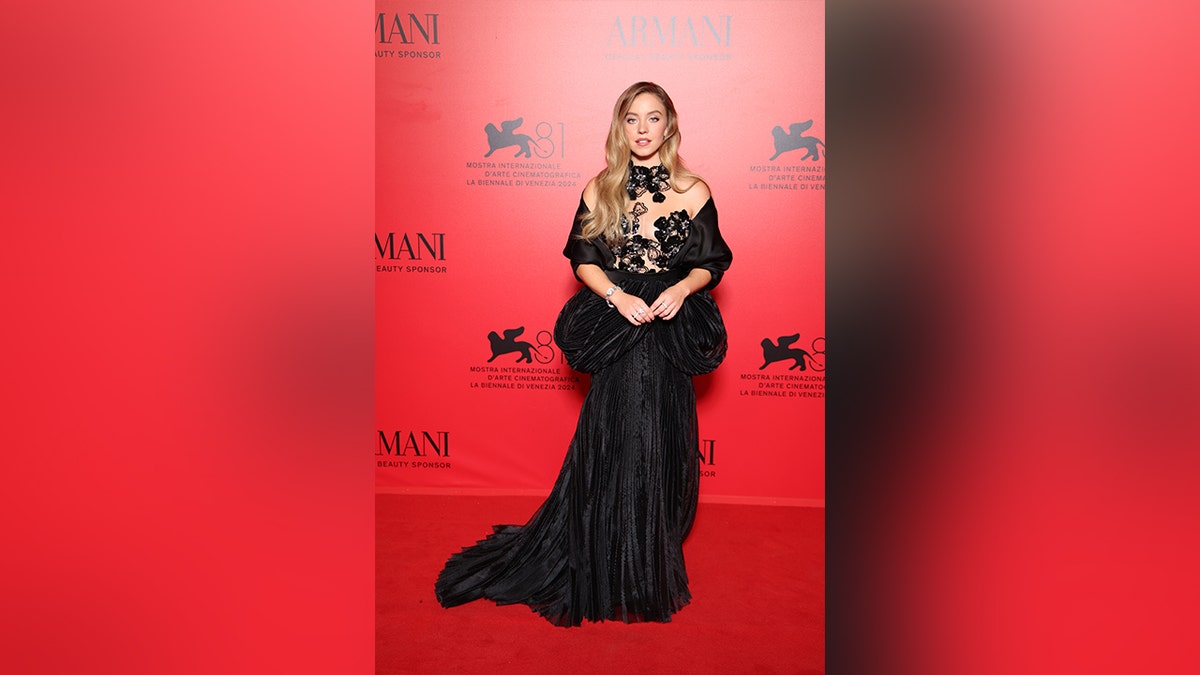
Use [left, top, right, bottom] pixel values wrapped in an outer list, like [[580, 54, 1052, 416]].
[[613, 209, 691, 273], [626, 163, 670, 203]]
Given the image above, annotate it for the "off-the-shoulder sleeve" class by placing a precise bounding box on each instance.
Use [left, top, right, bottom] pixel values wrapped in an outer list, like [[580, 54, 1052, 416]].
[[561, 199, 612, 277], [684, 198, 733, 289]]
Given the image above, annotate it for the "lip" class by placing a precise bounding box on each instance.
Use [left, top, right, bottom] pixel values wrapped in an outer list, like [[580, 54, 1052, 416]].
[[635, 139, 651, 146]]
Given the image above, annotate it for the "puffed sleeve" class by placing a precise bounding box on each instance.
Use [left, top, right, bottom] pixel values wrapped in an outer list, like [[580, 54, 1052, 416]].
[[561, 199, 613, 278], [684, 198, 733, 289]]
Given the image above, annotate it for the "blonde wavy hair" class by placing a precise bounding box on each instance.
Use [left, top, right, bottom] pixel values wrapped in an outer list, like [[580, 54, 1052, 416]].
[[580, 82, 701, 246]]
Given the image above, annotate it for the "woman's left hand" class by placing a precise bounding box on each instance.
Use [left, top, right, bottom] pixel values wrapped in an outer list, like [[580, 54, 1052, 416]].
[[650, 284, 689, 320]]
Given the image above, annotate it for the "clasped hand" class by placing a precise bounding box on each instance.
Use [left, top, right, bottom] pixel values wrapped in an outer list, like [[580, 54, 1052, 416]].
[[613, 285, 688, 325]]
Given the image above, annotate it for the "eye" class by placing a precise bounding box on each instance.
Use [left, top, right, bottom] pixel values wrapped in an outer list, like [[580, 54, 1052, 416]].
[[650, 116, 660, 122]]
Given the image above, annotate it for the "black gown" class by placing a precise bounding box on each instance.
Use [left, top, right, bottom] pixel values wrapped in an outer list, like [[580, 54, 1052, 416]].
[[434, 195, 732, 627]]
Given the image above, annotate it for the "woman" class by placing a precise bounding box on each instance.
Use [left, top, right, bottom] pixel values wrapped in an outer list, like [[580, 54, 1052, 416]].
[[435, 82, 732, 627]]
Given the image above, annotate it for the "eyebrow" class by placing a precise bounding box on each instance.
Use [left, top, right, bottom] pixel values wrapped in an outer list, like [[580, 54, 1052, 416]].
[[627, 110, 665, 116]]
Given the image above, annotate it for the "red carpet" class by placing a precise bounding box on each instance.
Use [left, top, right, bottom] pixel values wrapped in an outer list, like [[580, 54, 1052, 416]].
[[377, 494, 824, 674]]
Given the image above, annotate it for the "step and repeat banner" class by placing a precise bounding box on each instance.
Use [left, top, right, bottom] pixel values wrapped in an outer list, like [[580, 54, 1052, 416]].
[[376, 1, 824, 504]]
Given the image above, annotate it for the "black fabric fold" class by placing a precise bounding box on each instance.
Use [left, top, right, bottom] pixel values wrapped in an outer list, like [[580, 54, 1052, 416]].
[[562, 196, 732, 288]]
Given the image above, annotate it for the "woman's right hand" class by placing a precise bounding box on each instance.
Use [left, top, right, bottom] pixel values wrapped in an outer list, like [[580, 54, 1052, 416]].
[[612, 291, 654, 325]]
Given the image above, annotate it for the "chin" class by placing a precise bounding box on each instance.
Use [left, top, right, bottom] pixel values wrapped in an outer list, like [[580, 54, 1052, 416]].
[[631, 148, 659, 162]]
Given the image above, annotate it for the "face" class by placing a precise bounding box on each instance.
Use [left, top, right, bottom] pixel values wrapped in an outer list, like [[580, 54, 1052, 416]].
[[622, 92, 671, 165]]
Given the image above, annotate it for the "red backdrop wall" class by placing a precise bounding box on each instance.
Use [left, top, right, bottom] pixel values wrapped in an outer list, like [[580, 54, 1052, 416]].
[[375, 0, 824, 505]]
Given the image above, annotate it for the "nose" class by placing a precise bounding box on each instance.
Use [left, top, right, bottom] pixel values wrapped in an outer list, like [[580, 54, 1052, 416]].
[[637, 119, 647, 134]]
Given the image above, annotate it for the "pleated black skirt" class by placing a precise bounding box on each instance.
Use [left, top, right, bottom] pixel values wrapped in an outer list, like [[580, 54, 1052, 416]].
[[434, 273, 727, 627]]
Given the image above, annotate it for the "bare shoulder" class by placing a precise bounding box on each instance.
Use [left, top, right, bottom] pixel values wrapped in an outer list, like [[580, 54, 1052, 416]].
[[582, 177, 599, 210], [679, 177, 712, 216]]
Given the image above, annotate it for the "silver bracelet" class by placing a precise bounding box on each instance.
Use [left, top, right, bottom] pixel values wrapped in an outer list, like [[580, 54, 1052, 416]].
[[604, 285, 623, 308]]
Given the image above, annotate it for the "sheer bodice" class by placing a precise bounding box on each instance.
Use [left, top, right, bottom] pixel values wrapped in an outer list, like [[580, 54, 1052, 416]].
[[612, 207, 691, 273]]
